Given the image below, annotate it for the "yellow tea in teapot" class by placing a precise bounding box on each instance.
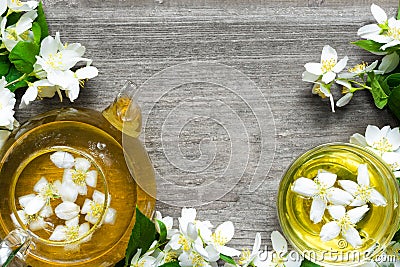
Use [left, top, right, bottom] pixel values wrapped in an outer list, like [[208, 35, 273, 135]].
[[0, 108, 155, 267]]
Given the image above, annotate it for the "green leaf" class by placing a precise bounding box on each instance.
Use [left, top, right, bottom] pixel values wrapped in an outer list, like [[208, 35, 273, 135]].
[[9, 41, 39, 74], [370, 74, 389, 109], [158, 261, 180, 267], [0, 55, 11, 77], [36, 1, 49, 40], [352, 40, 400, 54], [398, 0, 400, 20], [6, 12, 22, 27], [385, 73, 400, 89], [220, 254, 237, 265], [388, 87, 400, 121], [123, 206, 156, 267], [32, 22, 41, 45], [300, 259, 321, 267], [393, 228, 400, 242], [5, 65, 36, 92], [114, 259, 125, 267], [156, 219, 167, 243], [3, 244, 24, 267]]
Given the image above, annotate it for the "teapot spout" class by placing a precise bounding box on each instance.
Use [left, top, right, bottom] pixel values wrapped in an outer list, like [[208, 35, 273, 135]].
[[102, 81, 142, 138]]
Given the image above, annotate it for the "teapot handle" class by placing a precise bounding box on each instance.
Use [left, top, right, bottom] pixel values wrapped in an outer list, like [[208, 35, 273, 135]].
[[102, 81, 142, 138], [0, 228, 31, 267]]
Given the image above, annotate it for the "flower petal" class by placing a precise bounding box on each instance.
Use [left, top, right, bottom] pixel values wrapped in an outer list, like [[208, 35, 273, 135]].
[[66, 216, 79, 227], [187, 222, 198, 241], [371, 4, 387, 24], [252, 232, 261, 253], [55, 201, 80, 220], [218, 245, 241, 257], [321, 45, 337, 62], [304, 63, 323, 76], [336, 93, 353, 107], [205, 245, 220, 262], [24, 195, 46, 215], [18, 194, 36, 209], [271, 231, 287, 253], [320, 221, 340, 241], [327, 188, 354, 205], [382, 40, 400, 51], [74, 157, 91, 172], [39, 205, 53, 218], [79, 222, 91, 241], [302, 71, 320, 82], [81, 199, 93, 214], [215, 221, 235, 244], [29, 217, 47, 231], [92, 190, 106, 204], [58, 180, 79, 202], [291, 178, 318, 197], [369, 189, 387, 206], [350, 198, 367, 207], [85, 170, 98, 187], [357, 24, 382, 37], [338, 180, 359, 195], [365, 125, 382, 146], [322, 71, 336, 84], [104, 208, 117, 225], [310, 197, 326, 224], [347, 205, 369, 224], [327, 205, 346, 220], [50, 151, 75, 169], [333, 56, 348, 73], [350, 133, 368, 147], [342, 226, 363, 248], [75, 66, 98, 80], [33, 176, 48, 193], [357, 164, 370, 186], [316, 171, 337, 187], [387, 127, 400, 150], [49, 225, 66, 241]]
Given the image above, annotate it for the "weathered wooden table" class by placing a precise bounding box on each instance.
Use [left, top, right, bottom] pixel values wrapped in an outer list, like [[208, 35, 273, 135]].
[[16, 0, 399, 250]]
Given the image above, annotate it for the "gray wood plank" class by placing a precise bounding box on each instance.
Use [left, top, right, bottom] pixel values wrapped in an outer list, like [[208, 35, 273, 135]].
[[13, 0, 399, 251]]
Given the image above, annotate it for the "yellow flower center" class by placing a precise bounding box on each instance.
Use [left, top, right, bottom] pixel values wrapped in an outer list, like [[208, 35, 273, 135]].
[[132, 260, 145, 267], [25, 213, 40, 224], [72, 170, 87, 186], [312, 85, 327, 99], [89, 202, 103, 219], [271, 254, 286, 267], [212, 231, 228, 246], [238, 249, 251, 265], [46, 53, 64, 69], [6, 28, 18, 41], [337, 215, 354, 231], [348, 62, 367, 73], [315, 180, 330, 198], [178, 235, 191, 251], [41, 183, 59, 201], [190, 252, 205, 267], [65, 225, 79, 241], [355, 185, 372, 202], [321, 58, 336, 73], [11, 0, 23, 6], [372, 137, 393, 153], [164, 251, 178, 263], [387, 27, 400, 41]]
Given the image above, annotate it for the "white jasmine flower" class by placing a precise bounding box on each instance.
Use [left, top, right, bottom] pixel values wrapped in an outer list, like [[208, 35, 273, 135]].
[[339, 164, 387, 207], [2, 0, 38, 13], [206, 221, 240, 257], [22, 177, 59, 215], [358, 4, 388, 42], [58, 66, 98, 102], [155, 245, 180, 265], [55, 201, 80, 220], [237, 233, 263, 267], [10, 209, 49, 231], [130, 248, 157, 267], [178, 246, 219, 267], [292, 170, 354, 223], [20, 79, 58, 108], [155, 211, 179, 239], [304, 45, 348, 84], [168, 221, 199, 253], [0, 10, 37, 51], [257, 231, 302, 267], [49, 216, 91, 244], [0, 77, 16, 130], [63, 157, 98, 195], [338, 61, 379, 79], [320, 205, 369, 248], [81, 190, 116, 225]]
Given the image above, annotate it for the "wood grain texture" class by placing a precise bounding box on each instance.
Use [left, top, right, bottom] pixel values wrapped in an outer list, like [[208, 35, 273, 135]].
[[14, 0, 399, 250]]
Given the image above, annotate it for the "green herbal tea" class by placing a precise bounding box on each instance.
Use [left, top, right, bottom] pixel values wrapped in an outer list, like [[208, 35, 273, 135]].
[[278, 144, 400, 266]]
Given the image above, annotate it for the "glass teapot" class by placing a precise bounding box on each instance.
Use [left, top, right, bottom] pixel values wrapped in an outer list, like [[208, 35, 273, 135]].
[[0, 82, 156, 266]]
